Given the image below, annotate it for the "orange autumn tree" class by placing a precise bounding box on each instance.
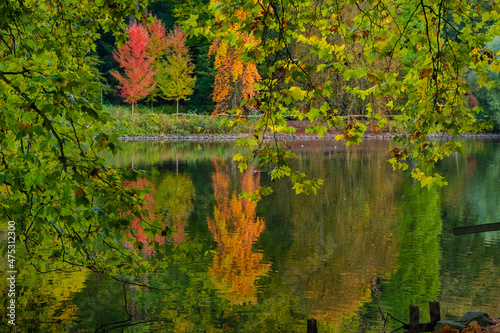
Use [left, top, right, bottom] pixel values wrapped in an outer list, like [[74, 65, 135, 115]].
[[207, 159, 270, 305], [208, 4, 261, 115]]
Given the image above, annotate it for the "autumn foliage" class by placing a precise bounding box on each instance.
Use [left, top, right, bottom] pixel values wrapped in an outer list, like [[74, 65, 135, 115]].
[[207, 159, 270, 305], [156, 25, 196, 115], [111, 22, 156, 114], [208, 7, 261, 115], [146, 17, 168, 60]]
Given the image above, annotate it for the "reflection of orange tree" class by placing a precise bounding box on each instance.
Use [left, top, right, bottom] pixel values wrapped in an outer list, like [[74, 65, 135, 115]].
[[207, 159, 270, 305], [124, 178, 164, 255]]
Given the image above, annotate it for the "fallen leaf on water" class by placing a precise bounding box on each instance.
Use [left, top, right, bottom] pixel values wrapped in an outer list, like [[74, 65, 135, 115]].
[[463, 321, 482, 333], [436, 324, 461, 333]]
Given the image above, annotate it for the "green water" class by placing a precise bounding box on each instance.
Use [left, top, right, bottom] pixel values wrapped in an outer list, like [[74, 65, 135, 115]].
[[1, 139, 499, 332]]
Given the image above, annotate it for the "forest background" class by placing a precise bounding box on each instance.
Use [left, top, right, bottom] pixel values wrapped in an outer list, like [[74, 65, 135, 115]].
[[97, 1, 213, 114], [98, 0, 500, 129]]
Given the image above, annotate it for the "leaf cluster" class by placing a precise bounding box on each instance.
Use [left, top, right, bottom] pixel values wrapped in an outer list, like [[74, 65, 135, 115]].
[[0, 0, 173, 276]]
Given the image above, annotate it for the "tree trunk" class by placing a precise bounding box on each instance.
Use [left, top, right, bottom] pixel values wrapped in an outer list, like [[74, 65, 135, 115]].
[[132, 102, 134, 117], [176, 100, 179, 119]]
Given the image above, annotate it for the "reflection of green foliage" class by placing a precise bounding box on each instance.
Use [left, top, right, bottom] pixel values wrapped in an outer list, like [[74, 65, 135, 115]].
[[231, 293, 305, 332], [382, 184, 442, 323], [71, 273, 145, 331], [153, 172, 195, 240], [0, 233, 89, 331], [440, 140, 500, 228], [436, 139, 500, 316], [101, 141, 247, 168], [137, 270, 230, 332]]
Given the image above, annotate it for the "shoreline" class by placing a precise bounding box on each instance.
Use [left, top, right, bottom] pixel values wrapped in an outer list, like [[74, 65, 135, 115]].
[[118, 132, 500, 142]]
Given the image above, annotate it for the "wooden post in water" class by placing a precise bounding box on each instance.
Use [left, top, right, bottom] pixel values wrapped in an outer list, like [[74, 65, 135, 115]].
[[409, 305, 419, 333], [404, 302, 441, 332], [429, 301, 441, 330], [307, 318, 318, 333]]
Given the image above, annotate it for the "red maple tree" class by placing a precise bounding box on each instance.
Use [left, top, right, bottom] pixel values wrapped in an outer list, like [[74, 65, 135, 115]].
[[111, 22, 156, 116]]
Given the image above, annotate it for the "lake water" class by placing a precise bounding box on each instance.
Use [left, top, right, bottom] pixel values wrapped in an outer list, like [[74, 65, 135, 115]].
[[1, 138, 499, 332]]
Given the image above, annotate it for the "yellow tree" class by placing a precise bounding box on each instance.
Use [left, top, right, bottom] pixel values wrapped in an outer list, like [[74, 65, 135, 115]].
[[146, 16, 169, 111], [154, 173, 195, 244], [158, 25, 196, 118]]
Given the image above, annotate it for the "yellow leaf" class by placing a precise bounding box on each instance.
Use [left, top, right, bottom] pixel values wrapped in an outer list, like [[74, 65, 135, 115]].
[[468, 321, 482, 333]]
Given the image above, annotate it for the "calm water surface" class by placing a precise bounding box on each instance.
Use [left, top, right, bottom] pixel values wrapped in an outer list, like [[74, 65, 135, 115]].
[[2, 138, 499, 332]]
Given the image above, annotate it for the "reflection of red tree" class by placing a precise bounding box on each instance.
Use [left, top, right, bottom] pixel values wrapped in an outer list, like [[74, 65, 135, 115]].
[[124, 178, 164, 255], [208, 159, 270, 305]]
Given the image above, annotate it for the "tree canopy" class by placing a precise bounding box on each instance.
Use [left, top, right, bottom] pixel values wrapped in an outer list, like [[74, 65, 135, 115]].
[[186, 0, 500, 194], [111, 21, 157, 115], [157, 25, 197, 116], [0, 0, 168, 275]]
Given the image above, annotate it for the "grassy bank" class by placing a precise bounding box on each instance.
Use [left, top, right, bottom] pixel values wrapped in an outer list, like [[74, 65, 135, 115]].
[[104, 105, 256, 136], [106, 105, 496, 138]]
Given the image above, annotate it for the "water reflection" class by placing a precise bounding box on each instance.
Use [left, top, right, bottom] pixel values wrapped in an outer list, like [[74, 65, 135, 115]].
[[382, 186, 442, 323], [124, 178, 165, 254], [3, 138, 500, 332], [208, 159, 270, 305], [265, 140, 403, 328], [154, 173, 195, 243]]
